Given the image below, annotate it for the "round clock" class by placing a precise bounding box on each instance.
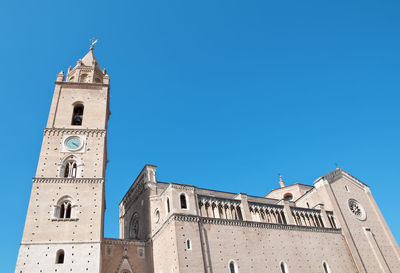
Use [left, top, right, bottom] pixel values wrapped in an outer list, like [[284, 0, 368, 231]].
[[348, 199, 366, 221], [65, 136, 82, 151]]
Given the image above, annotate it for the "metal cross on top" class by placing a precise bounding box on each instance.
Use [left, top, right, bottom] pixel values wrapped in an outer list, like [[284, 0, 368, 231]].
[[89, 38, 98, 50]]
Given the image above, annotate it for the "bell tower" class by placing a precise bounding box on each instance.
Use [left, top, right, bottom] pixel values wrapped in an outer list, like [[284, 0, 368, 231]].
[[15, 46, 110, 273]]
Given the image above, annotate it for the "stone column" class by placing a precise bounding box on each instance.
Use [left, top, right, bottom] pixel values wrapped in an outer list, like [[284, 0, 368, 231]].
[[236, 193, 252, 221], [282, 201, 295, 225]]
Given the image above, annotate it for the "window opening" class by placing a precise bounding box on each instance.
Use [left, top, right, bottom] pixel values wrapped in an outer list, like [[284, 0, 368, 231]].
[[59, 200, 72, 219], [167, 198, 170, 213], [72, 104, 84, 125], [186, 239, 191, 250], [56, 250, 65, 264], [180, 194, 187, 209], [63, 161, 77, 178], [229, 261, 235, 273], [280, 262, 287, 273], [323, 262, 331, 273], [283, 193, 293, 201]]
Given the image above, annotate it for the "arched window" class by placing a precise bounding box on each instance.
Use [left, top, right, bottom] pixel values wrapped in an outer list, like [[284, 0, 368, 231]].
[[166, 198, 170, 213], [63, 160, 77, 178], [186, 239, 191, 250], [323, 262, 331, 273], [280, 262, 288, 273], [79, 73, 89, 83], [283, 193, 293, 201], [129, 213, 139, 239], [229, 261, 237, 273], [72, 104, 84, 125], [180, 194, 187, 209], [56, 249, 65, 264], [57, 198, 73, 219]]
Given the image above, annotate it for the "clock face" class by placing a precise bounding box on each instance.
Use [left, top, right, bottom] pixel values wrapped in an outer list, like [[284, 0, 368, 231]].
[[65, 137, 82, 151]]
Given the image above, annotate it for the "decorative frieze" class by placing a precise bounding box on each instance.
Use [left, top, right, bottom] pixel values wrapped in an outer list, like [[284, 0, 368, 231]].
[[44, 128, 106, 137], [33, 178, 104, 184], [170, 213, 341, 234]]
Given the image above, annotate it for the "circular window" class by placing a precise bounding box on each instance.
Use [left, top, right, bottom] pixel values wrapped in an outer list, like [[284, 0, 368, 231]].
[[348, 199, 366, 220], [283, 193, 293, 201]]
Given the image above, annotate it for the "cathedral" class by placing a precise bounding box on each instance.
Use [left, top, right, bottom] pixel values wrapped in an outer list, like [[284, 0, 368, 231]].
[[14, 48, 400, 273]]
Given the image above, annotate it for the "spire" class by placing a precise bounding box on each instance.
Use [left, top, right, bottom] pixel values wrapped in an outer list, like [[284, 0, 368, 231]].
[[81, 47, 102, 71], [65, 42, 108, 84]]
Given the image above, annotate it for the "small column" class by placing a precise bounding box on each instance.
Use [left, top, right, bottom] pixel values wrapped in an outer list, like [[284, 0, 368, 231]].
[[214, 202, 221, 218]]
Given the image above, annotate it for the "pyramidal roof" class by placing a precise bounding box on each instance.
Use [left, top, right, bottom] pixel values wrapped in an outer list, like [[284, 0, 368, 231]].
[[80, 47, 102, 71]]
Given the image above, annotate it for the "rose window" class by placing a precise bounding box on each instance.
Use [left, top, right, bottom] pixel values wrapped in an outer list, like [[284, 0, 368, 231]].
[[348, 199, 366, 220]]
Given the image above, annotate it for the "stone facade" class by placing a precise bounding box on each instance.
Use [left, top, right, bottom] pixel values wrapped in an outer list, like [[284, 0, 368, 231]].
[[15, 49, 400, 273]]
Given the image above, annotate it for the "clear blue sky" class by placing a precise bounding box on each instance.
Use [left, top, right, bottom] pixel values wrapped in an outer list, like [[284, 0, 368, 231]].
[[1, 0, 400, 271]]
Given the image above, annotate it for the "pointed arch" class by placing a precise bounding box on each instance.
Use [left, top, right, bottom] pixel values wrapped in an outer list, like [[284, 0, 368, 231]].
[[129, 213, 139, 239], [54, 195, 76, 219], [115, 255, 134, 273], [59, 155, 82, 178]]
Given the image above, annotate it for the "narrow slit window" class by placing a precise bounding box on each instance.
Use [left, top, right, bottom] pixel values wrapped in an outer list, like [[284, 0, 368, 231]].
[[280, 262, 287, 273], [323, 262, 331, 273], [167, 198, 170, 213], [229, 261, 236, 273], [186, 239, 191, 250], [72, 104, 84, 125]]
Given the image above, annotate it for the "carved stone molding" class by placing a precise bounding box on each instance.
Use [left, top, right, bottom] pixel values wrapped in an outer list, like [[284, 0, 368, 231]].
[[103, 238, 147, 246], [44, 128, 106, 137], [171, 213, 341, 234], [56, 81, 109, 89], [171, 183, 195, 191], [33, 178, 104, 184]]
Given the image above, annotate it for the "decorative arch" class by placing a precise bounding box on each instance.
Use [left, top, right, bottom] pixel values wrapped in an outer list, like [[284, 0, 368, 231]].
[[79, 73, 89, 83], [129, 213, 139, 239], [59, 155, 83, 178], [54, 195, 77, 219], [115, 249, 134, 273]]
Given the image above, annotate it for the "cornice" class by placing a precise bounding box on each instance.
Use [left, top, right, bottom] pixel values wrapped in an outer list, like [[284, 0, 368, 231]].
[[44, 128, 106, 137], [171, 183, 195, 191], [315, 168, 368, 189], [56, 81, 109, 89], [33, 178, 104, 184], [102, 238, 147, 246], [152, 213, 341, 239]]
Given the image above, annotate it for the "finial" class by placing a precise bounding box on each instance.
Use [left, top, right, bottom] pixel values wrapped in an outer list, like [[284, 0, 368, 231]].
[[89, 38, 98, 50], [278, 173, 286, 188]]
